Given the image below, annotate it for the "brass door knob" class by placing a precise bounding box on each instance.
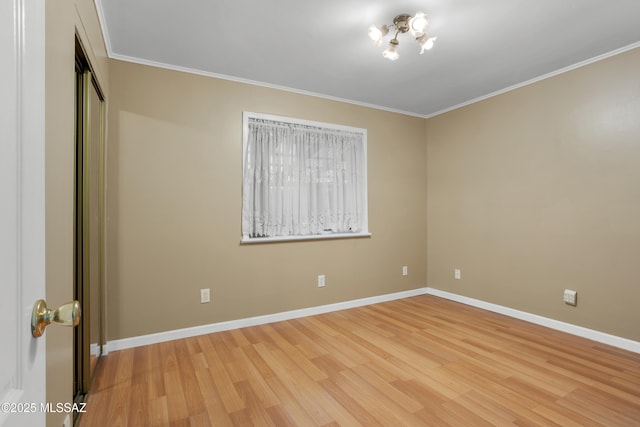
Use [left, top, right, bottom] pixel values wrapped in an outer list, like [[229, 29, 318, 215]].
[[31, 300, 81, 338]]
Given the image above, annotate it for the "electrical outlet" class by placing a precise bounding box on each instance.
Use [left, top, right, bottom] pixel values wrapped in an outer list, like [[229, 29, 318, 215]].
[[317, 274, 326, 287], [402, 266, 408, 276], [454, 269, 461, 280], [200, 288, 211, 304], [563, 289, 577, 306]]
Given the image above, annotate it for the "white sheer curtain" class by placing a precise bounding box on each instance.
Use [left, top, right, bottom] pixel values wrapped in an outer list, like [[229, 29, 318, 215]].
[[242, 115, 367, 240]]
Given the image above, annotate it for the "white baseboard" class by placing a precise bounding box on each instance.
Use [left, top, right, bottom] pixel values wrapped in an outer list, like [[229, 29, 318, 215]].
[[425, 288, 640, 354], [106, 286, 639, 354], [107, 287, 430, 352], [90, 343, 101, 357]]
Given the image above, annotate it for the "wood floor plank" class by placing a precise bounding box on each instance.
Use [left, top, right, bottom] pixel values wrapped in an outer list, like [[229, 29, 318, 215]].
[[558, 388, 639, 426], [438, 397, 496, 427], [148, 396, 170, 427], [258, 324, 328, 382], [200, 395, 234, 427], [198, 336, 245, 414], [264, 404, 299, 427], [188, 411, 212, 427], [455, 389, 519, 425], [163, 366, 190, 423], [330, 370, 418, 426], [317, 377, 381, 427], [262, 375, 317, 426], [300, 325, 369, 370], [311, 353, 350, 379], [80, 295, 640, 426], [175, 339, 207, 416], [127, 382, 148, 426], [268, 319, 328, 360], [531, 400, 608, 427], [232, 380, 278, 427], [254, 345, 344, 426], [233, 347, 280, 408], [350, 363, 423, 413]]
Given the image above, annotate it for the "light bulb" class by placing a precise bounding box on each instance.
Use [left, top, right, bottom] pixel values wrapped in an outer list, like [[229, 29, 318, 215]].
[[368, 24, 389, 46], [409, 12, 428, 36], [383, 39, 400, 60], [368, 25, 382, 41], [417, 35, 436, 54]]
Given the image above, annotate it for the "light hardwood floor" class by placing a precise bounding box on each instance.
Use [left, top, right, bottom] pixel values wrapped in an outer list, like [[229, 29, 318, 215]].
[[78, 295, 640, 426]]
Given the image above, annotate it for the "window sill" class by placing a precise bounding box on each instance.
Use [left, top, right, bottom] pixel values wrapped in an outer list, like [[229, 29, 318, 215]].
[[241, 231, 372, 244]]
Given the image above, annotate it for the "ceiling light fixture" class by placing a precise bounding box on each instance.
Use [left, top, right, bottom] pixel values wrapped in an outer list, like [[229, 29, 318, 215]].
[[368, 12, 437, 60]]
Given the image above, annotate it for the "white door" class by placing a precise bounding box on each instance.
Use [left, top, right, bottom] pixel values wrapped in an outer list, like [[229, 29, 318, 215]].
[[0, 0, 47, 426]]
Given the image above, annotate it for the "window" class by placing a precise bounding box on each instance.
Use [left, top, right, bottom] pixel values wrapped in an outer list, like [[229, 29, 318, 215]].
[[242, 112, 370, 243]]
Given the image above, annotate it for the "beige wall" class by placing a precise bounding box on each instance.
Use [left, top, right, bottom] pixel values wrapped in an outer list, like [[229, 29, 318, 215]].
[[106, 60, 428, 340], [107, 48, 639, 344], [45, 1, 108, 425], [426, 48, 640, 341], [39, 5, 638, 423]]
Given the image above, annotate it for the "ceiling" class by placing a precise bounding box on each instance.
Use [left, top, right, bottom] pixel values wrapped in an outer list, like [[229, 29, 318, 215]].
[[97, 0, 640, 118]]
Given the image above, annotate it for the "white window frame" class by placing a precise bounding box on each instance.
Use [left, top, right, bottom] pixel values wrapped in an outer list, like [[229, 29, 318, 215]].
[[241, 111, 370, 243]]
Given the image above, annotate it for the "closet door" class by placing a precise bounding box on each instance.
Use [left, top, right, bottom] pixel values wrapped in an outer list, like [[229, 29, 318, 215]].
[[74, 47, 105, 409], [85, 69, 105, 385]]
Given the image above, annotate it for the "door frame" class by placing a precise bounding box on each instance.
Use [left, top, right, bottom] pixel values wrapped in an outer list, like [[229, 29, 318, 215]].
[[0, 0, 47, 425]]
